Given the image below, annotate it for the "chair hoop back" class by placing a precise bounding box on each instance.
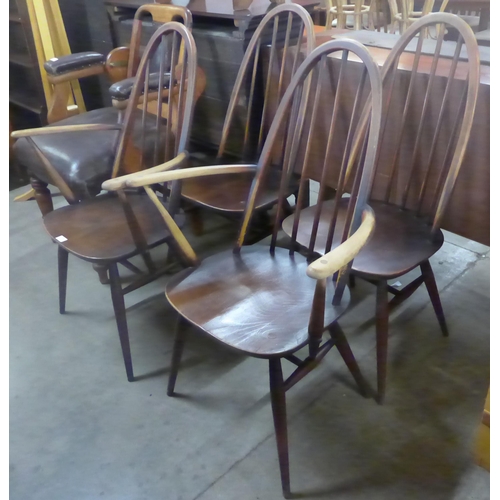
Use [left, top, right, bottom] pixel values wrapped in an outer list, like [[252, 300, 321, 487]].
[[372, 12, 480, 234], [111, 21, 198, 211], [218, 3, 316, 163], [236, 38, 383, 295]]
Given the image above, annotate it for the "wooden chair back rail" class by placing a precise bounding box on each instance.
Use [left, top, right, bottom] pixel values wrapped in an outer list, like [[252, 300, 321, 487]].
[[218, 3, 316, 163], [109, 22, 197, 265], [236, 38, 383, 299], [112, 22, 196, 180], [374, 13, 479, 233], [128, 4, 193, 79]]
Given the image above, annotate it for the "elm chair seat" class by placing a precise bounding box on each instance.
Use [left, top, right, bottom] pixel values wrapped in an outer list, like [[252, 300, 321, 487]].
[[282, 200, 444, 279], [166, 246, 350, 357], [181, 168, 288, 213], [43, 192, 173, 262], [14, 107, 169, 200]]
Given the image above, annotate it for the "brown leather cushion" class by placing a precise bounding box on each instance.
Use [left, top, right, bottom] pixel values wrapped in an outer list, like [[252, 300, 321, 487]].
[[14, 107, 171, 200]]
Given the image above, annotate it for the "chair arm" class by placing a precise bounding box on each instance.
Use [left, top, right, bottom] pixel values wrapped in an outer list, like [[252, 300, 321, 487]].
[[44, 52, 106, 84], [124, 164, 258, 188], [10, 124, 122, 139], [306, 208, 375, 280], [101, 152, 190, 192]]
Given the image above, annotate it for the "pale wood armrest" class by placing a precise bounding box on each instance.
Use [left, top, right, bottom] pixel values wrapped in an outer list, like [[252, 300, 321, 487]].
[[11, 124, 122, 139], [101, 152, 189, 191], [125, 164, 258, 188], [306, 209, 375, 280]]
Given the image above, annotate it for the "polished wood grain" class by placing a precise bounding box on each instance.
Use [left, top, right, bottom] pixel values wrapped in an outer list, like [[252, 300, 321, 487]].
[[179, 3, 316, 235], [148, 36, 383, 498], [36, 23, 199, 383], [283, 13, 481, 404]]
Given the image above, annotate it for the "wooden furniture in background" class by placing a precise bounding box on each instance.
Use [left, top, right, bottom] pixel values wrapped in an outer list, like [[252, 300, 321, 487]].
[[475, 388, 490, 471], [12, 4, 201, 218], [282, 13, 480, 403], [180, 3, 316, 236], [12, 22, 199, 383], [110, 36, 384, 498]]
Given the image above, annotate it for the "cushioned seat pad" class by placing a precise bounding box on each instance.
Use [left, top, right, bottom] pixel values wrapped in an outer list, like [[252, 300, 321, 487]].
[[14, 107, 170, 200]]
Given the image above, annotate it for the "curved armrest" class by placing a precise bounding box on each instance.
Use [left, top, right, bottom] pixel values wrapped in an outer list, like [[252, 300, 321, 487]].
[[44, 52, 105, 84], [125, 164, 258, 188], [101, 152, 189, 191], [306, 208, 375, 280], [11, 123, 122, 139]]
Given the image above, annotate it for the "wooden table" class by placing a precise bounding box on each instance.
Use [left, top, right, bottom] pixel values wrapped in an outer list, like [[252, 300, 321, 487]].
[[266, 28, 489, 245]]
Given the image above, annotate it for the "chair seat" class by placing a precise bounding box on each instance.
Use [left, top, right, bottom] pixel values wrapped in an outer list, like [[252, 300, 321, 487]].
[[181, 168, 286, 213], [14, 108, 121, 199], [43, 192, 172, 263], [14, 107, 169, 200], [282, 200, 444, 279], [166, 246, 350, 357]]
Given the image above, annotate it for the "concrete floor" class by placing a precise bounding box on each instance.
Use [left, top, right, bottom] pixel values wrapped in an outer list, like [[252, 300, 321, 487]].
[[10, 185, 489, 500]]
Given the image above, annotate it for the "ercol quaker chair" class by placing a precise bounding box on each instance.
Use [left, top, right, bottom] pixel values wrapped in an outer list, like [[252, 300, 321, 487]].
[[13, 4, 201, 216], [282, 13, 480, 403], [179, 3, 315, 236], [105, 37, 384, 497], [12, 22, 199, 383]]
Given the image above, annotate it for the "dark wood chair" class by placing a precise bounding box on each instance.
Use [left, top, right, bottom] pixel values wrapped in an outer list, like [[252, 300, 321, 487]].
[[12, 4, 205, 216], [12, 22, 199, 383], [281, 12, 481, 403], [179, 3, 315, 237], [109, 37, 384, 497]]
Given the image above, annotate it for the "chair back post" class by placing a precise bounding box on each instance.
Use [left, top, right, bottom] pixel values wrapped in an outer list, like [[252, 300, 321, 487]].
[[217, 3, 316, 164], [128, 4, 193, 79], [372, 13, 479, 237]]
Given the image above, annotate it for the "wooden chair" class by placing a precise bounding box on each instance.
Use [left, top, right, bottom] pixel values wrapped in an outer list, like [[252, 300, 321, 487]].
[[12, 4, 204, 216], [179, 3, 315, 238], [106, 37, 384, 497], [11, 22, 199, 383], [387, 0, 449, 33], [326, 0, 372, 30], [281, 13, 480, 403]]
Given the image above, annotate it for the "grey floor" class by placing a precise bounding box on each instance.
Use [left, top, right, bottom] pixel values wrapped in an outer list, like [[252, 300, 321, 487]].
[[10, 185, 490, 500]]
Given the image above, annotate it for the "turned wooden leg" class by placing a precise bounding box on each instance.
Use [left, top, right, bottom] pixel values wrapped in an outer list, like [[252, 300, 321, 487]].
[[269, 358, 291, 499], [108, 263, 134, 382], [93, 263, 109, 285], [376, 280, 389, 405], [167, 315, 187, 396], [421, 260, 449, 337], [30, 177, 53, 216], [58, 246, 69, 314]]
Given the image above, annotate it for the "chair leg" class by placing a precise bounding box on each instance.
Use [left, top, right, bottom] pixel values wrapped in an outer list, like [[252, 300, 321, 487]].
[[186, 205, 204, 237], [108, 263, 134, 382], [329, 322, 369, 397], [93, 263, 110, 285], [349, 274, 356, 288], [421, 260, 449, 337], [269, 358, 291, 499], [167, 316, 187, 397], [30, 177, 53, 216], [376, 280, 389, 405], [58, 246, 69, 314]]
